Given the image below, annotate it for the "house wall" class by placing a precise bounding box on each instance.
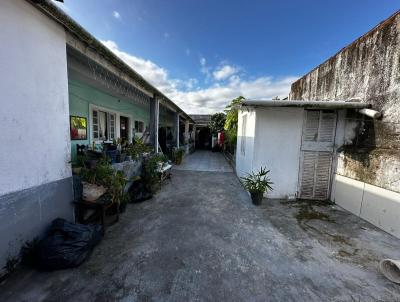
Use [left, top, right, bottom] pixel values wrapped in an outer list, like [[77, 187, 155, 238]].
[[0, 0, 73, 272], [69, 78, 150, 161], [253, 108, 304, 199], [236, 109, 257, 179], [290, 11, 400, 237]]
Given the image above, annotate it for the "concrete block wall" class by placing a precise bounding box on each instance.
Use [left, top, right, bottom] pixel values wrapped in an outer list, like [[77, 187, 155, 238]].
[[332, 174, 400, 239]]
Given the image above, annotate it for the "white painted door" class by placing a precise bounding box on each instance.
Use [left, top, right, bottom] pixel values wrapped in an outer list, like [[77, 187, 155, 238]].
[[298, 110, 337, 200]]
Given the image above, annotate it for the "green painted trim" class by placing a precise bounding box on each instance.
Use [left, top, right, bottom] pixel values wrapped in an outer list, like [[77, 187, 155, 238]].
[[68, 78, 154, 161]]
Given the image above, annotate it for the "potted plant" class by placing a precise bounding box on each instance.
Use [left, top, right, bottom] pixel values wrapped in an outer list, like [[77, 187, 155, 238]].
[[143, 153, 168, 193], [173, 148, 185, 165], [126, 138, 152, 160], [240, 167, 273, 205], [80, 159, 113, 202]]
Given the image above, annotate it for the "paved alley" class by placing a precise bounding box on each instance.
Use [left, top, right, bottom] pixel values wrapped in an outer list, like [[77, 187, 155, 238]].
[[0, 152, 400, 301]]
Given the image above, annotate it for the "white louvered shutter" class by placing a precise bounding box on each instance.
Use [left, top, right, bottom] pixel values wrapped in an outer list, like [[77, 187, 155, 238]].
[[300, 151, 317, 199], [299, 110, 336, 200]]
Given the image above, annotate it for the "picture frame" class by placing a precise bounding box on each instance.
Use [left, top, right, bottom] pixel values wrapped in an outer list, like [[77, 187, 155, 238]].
[[70, 116, 88, 140]]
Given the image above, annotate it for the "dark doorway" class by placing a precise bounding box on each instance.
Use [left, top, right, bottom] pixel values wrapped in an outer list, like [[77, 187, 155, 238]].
[[158, 127, 174, 157], [197, 127, 211, 150], [120, 116, 129, 143]]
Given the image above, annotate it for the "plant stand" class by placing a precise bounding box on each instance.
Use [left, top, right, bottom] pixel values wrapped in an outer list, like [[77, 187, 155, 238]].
[[73, 196, 119, 235]]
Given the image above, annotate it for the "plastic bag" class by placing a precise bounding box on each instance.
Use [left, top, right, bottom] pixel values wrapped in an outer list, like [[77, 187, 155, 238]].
[[129, 179, 153, 203], [37, 218, 102, 270]]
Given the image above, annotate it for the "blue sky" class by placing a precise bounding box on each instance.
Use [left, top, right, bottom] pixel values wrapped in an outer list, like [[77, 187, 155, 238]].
[[54, 0, 399, 113]]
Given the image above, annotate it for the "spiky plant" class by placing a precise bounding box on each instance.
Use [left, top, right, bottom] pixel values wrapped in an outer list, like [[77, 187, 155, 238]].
[[240, 167, 273, 193]]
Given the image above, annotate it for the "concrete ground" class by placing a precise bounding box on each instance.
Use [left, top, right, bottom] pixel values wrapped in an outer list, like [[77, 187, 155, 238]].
[[173, 150, 233, 172], [1, 151, 400, 301]]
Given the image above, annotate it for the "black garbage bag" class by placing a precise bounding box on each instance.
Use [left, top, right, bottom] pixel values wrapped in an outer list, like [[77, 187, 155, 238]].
[[36, 218, 102, 270], [129, 179, 153, 203]]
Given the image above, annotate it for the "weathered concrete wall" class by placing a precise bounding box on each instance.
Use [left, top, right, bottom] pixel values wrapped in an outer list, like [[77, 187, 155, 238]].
[[290, 11, 400, 193]]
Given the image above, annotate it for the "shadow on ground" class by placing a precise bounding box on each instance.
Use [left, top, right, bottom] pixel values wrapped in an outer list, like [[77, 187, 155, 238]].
[[0, 169, 399, 301]]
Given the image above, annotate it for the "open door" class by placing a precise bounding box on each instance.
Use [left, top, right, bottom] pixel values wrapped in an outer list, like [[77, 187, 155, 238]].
[[120, 116, 129, 143], [298, 110, 337, 200]]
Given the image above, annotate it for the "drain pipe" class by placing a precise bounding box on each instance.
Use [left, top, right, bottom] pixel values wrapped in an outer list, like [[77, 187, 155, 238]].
[[380, 259, 400, 283], [357, 108, 382, 119]]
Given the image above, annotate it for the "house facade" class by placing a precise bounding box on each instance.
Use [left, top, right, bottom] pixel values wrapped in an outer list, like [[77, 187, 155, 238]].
[[0, 0, 194, 274], [236, 11, 400, 238]]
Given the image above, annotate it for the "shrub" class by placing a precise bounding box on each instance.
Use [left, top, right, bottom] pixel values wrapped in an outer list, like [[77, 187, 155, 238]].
[[173, 148, 185, 165]]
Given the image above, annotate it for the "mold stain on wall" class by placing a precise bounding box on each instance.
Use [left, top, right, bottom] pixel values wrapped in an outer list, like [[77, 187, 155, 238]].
[[290, 12, 400, 193]]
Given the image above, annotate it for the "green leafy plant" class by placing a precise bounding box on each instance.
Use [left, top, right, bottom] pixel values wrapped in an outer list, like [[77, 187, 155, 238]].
[[125, 138, 152, 160], [173, 148, 185, 165], [143, 153, 168, 192], [208, 112, 226, 135], [240, 167, 273, 193], [224, 96, 244, 153], [109, 170, 128, 206], [80, 158, 114, 186]]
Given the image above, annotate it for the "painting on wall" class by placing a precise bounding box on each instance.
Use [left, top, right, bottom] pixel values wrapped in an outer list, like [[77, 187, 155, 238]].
[[70, 116, 87, 140]]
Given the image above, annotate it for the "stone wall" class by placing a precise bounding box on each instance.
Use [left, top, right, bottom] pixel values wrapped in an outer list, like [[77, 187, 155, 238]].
[[290, 11, 400, 193]]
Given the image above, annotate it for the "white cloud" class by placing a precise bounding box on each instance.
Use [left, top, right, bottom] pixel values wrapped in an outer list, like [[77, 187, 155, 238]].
[[101, 40, 297, 114], [213, 65, 238, 81], [199, 57, 211, 77], [112, 11, 121, 19], [171, 76, 297, 114]]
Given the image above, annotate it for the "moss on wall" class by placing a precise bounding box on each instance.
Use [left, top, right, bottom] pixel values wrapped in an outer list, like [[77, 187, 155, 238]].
[[289, 12, 400, 192]]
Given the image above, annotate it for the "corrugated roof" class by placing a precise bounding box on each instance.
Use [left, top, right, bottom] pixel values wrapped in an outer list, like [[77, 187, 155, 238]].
[[241, 100, 370, 109]]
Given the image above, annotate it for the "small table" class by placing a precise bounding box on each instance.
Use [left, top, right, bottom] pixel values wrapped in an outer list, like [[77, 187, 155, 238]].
[[73, 195, 119, 235]]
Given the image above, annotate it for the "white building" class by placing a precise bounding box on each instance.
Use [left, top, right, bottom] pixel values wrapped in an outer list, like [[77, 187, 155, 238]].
[[236, 11, 400, 239], [236, 100, 400, 239], [236, 100, 368, 200]]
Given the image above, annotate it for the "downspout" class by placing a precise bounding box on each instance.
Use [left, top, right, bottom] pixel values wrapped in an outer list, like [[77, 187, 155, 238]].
[[357, 108, 382, 119]]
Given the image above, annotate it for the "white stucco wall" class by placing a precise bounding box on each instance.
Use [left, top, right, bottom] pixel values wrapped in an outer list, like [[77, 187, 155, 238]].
[[252, 108, 304, 199], [236, 109, 256, 178], [0, 0, 71, 195]]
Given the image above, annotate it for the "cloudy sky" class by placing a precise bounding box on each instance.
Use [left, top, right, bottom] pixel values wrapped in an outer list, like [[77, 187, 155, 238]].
[[54, 0, 398, 114]]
